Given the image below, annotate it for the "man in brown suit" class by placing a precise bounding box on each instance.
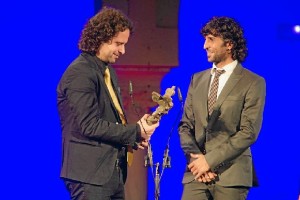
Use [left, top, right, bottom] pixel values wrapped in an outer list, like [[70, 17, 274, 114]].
[[179, 16, 266, 200]]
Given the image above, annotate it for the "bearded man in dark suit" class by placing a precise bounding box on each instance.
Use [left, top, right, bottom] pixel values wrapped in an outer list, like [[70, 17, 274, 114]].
[[57, 7, 159, 200]]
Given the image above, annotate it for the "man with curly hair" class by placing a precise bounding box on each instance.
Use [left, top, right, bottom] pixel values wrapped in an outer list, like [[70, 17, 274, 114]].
[[57, 7, 159, 200], [179, 16, 266, 199]]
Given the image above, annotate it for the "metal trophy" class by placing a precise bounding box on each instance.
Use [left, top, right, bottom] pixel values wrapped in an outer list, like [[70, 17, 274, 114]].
[[146, 86, 176, 125], [144, 86, 176, 200], [129, 81, 179, 200]]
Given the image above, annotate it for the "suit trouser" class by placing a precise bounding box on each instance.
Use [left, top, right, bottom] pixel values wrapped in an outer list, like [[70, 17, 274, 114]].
[[181, 180, 249, 200], [64, 165, 124, 200]]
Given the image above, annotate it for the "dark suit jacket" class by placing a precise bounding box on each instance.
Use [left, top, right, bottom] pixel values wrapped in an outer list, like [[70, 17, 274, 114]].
[[179, 63, 266, 187], [57, 53, 141, 185]]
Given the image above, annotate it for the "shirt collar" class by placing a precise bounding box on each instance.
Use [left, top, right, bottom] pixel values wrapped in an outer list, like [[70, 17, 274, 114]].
[[93, 55, 109, 76], [210, 60, 238, 75]]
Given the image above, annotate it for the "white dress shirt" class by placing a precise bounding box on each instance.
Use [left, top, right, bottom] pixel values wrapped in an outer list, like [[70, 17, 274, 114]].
[[208, 60, 237, 98]]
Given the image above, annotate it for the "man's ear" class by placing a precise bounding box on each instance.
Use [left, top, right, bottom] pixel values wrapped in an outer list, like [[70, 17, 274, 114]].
[[226, 41, 233, 50]]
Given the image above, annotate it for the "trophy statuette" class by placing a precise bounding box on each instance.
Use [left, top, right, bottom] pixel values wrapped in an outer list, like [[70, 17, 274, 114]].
[[146, 86, 176, 125]]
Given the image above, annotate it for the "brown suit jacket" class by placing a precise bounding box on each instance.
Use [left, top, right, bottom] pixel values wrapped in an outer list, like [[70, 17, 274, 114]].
[[179, 63, 266, 187]]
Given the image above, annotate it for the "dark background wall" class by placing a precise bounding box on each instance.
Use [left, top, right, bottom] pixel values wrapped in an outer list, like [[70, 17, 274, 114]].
[[0, 0, 299, 199]]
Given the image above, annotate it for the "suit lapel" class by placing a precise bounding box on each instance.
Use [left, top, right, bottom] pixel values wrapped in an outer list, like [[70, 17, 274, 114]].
[[215, 64, 244, 108], [193, 69, 211, 126], [107, 65, 128, 122], [84, 54, 113, 103], [82, 53, 126, 121], [200, 70, 211, 120], [109, 67, 125, 110]]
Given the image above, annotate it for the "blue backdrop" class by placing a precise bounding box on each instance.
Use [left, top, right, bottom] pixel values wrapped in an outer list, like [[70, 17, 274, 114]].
[[1, 0, 299, 199], [150, 1, 300, 199]]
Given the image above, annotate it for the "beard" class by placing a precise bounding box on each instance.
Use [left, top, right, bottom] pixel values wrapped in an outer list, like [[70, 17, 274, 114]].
[[207, 50, 227, 65]]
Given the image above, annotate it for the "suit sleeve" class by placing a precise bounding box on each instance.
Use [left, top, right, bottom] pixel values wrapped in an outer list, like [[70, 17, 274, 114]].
[[179, 75, 203, 156], [205, 76, 266, 170], [62, 65, 141, 146]]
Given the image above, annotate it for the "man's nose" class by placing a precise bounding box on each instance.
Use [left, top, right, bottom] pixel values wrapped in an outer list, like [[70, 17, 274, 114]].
[[203, 40, 208, 49], [119, 45, 125, 55]]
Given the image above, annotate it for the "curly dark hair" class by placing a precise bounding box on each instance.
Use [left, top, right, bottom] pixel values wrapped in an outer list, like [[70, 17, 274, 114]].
[[78, 7, 134, 55], [201, 17, 247, 62]]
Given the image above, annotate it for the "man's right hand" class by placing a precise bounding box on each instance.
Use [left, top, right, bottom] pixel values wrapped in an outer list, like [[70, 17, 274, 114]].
[[137, 114, 159, 140], [197, 171, 217, 183]]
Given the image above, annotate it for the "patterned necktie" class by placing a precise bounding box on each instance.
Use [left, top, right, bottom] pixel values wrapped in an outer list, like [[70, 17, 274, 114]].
[[104, 68, 133, 166], [208, 69, 225, 115]]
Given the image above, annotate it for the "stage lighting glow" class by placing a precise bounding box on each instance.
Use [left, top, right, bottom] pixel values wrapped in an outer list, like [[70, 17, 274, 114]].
[[294, 25, 300, 34]]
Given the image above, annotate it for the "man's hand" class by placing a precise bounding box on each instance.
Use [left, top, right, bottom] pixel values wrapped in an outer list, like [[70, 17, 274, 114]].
[[188, 153, 210, 180], [137, 114, 159, 140], [137, 140, 149, 150], [197, 171, 217, 183]]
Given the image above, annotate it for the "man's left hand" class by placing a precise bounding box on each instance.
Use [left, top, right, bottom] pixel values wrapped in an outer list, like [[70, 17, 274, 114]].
[[188, 153, 210, 180], [137, 140, 148, 150], [197, 171, 217, 183]]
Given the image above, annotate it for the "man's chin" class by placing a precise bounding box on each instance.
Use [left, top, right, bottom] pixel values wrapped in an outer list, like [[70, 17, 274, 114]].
[[207, 58, 213, 63], [108, 59, 116, 64]]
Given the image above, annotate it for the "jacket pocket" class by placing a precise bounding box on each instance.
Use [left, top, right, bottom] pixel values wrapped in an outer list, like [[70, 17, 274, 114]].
[[70, 133, 101, 146], [225, 95, 244, 101]]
